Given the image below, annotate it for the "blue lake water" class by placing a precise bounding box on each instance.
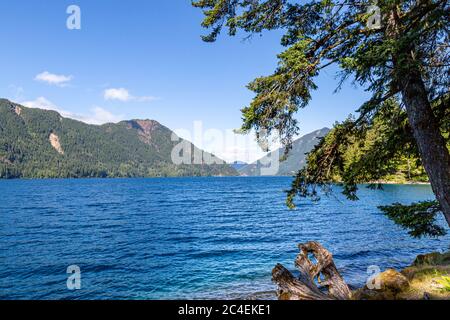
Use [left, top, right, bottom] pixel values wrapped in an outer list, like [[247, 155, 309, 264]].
[[0, 177, 448, 300]]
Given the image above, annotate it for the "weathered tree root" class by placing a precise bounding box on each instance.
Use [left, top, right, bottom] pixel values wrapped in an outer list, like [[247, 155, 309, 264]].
[[272, 242, 352, 300]]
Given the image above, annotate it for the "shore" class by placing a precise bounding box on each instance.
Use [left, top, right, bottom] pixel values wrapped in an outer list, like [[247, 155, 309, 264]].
[[274, 243, 449, 301], [353, 251, 450, 300]]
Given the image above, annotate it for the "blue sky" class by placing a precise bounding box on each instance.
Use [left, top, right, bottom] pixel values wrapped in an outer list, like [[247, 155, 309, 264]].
[[0, 0, 370, 162]]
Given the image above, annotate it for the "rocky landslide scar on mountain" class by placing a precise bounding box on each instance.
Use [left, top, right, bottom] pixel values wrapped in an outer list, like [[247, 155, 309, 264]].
[[49, 132, 64, 155], [126, 119, 161, 146]]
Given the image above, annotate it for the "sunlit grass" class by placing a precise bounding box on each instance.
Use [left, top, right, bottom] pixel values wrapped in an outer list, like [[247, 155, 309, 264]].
[[437, 276, 450, 292]]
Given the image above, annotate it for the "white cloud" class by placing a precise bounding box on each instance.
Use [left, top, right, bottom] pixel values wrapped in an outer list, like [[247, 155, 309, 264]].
[[21, 97, 123, 125], [88, 106, 124, 125], [103, 87, 158, 102], [35, 71, 73, 87], [21, 97, 60, 112], [104, 88, 131, 101]]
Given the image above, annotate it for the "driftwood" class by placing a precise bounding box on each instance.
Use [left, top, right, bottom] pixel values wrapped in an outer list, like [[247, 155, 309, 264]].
[[272, 242, 352, 300]]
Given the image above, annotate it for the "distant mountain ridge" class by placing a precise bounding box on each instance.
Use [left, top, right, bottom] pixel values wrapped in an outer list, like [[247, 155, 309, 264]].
[[0, 99, 237, 178], [230, 161, 248, 171], [238, 128, 330, 176]]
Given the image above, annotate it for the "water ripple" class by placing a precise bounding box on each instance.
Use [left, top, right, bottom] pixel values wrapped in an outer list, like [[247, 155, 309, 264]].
[[0, 178, 448, 300]]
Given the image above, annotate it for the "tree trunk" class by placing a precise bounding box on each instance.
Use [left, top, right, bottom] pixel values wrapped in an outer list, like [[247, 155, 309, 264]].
[[272, 242, 352, 300], [388, 8, 450, 227], [399, 65, 450, 226]]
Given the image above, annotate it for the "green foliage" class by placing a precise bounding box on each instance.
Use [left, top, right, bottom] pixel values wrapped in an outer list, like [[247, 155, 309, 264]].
[[285, 97, 448, 236], [285, 96, 448, 203], [0, 99, 237, 179], [288, 99, 435, 201], [437, 276, 450, 292], [194, 1, 448, 149], [193, 0, 450, 237], [379, 201, 446, 238]]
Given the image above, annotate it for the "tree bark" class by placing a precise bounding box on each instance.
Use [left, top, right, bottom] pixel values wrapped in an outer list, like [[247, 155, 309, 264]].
[[387, 8, 450, 227], [272, 242, 352, 300], [399, 65, 450, 227]]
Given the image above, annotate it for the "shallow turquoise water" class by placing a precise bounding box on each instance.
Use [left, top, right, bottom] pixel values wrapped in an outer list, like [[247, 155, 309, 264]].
[[0, 177, 448, 299]]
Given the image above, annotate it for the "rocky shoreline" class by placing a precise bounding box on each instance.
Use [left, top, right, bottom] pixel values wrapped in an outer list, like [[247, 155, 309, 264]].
[[353, 251, 450, 300], [273, 242, 450, 300]]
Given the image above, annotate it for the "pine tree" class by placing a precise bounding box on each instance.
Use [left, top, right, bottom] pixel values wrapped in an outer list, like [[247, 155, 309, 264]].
[[193, 0, 450, 235]]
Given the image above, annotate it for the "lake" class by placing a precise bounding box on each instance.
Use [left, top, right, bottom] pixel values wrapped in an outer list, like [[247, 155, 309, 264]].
[[0, 177, 448, 300]]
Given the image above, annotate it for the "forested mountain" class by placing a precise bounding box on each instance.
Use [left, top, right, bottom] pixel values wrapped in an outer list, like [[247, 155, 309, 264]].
[[238, 128, 330, 176], [239, 124, 430, 181], [0, 99, 237, 178]]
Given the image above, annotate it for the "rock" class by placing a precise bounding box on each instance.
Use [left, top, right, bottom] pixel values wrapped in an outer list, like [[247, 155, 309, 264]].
[[352, 287, 396, 300], [378, 269, 410, 292], [413, 251, 450, 267], [49, 132, 64, 155], [352, 269, 409, 300], [413, 252, 443, 266]]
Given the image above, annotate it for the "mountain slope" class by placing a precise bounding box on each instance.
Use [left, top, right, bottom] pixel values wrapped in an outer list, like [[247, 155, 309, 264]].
[[238, 128, 330, 176], [0, 99, 237, 178], [230, 161, 248, 171]]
